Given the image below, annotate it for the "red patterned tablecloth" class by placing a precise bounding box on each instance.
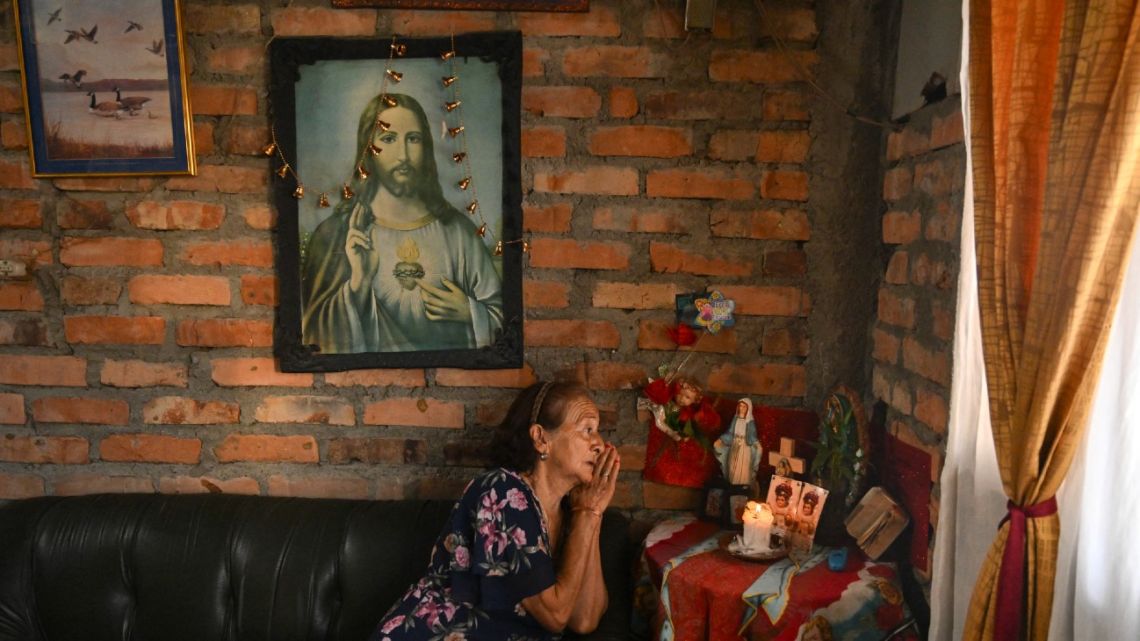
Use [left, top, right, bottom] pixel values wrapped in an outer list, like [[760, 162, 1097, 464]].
[[634, 516, 917, 641]]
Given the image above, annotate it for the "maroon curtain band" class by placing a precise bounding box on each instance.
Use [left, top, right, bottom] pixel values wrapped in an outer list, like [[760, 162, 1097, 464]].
[[995, 496, 1058, 641]]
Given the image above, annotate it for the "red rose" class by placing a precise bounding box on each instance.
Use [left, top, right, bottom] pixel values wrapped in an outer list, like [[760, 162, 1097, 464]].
[[644, 378, 672, 405], [666, 323, 698, 347], [677, 405, 695, 423], [694, 401, 721, 433]]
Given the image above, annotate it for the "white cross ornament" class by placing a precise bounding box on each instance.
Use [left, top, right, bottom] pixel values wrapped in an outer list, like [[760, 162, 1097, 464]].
[[768, 437, 806, 477]]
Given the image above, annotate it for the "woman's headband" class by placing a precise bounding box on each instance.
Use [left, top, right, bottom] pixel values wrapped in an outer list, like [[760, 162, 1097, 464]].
[[530, 382, 554, 426]]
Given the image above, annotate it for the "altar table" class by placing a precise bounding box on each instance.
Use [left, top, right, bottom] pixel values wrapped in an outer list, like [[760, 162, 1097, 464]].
[[633, 516, 918, 641]]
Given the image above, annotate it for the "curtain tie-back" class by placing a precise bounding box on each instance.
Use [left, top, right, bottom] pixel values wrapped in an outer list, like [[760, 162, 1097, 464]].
[[996, 496, 1058, 641]]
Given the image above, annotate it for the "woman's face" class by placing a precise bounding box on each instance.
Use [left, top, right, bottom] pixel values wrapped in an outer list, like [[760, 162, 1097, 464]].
[[544, 395, 604, 485], [737, 401, 748, 418]]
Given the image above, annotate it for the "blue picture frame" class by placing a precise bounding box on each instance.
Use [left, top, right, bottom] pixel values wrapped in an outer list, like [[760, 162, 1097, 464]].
[[12, 0, 196, 177]]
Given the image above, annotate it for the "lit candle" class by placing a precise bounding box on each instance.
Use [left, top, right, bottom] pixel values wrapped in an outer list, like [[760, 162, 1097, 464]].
[[741, 501, 774, 551]]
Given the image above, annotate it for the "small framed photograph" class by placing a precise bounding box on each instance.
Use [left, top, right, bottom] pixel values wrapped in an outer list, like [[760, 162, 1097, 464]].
[[699, 486, 724, 521], [270, 32, 523, 372], [12, 0, 196, 176]]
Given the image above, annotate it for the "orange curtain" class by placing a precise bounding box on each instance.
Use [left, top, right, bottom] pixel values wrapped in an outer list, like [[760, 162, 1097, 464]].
[[965, 0, 1140, 640]]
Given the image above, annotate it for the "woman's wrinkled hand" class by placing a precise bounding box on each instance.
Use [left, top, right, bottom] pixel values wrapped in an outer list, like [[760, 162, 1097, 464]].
[[570, 442, 620, 515]]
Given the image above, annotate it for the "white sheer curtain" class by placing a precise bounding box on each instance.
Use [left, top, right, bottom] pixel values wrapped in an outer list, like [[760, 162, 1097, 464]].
[[929, 3, 1140, 638]]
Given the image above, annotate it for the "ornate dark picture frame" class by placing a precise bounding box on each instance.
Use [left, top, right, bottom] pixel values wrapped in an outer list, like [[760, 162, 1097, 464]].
[[270, 32, 523, 372], [331, 0, 588, 11]]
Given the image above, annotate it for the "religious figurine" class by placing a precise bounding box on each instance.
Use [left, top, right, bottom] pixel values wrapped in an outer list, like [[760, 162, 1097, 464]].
[[714, 398, 762, 486]]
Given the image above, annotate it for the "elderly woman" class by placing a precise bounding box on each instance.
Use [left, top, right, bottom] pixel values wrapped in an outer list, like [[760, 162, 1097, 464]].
[[369, 381, 620, 641]]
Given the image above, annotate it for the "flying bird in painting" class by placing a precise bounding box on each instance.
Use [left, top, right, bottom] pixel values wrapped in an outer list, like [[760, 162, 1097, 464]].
[[47, 8, 62, 25], [146, 39, 164, 57], [58, 69, 86, 88], [64, 25, 98, 44], [125, 21, 142, 33]]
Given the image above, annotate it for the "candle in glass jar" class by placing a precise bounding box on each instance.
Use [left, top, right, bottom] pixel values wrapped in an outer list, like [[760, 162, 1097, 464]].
[[741, 501, 774, 551]]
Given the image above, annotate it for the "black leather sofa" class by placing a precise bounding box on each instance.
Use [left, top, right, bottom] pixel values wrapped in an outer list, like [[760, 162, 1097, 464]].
[[0, 493, 633, 641]]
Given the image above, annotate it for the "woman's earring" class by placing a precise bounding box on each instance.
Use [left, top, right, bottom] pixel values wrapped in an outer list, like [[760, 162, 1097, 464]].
[[539, 452, 548, 460]]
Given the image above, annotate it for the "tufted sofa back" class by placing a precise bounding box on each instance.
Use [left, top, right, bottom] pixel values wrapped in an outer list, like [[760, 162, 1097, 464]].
[[0, 493, 632, 641]]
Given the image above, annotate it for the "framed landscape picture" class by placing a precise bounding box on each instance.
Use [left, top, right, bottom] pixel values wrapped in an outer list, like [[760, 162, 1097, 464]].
[[270, 32, 524, 372], [12, 0, 195, 176], [331, 0, 588, 10]]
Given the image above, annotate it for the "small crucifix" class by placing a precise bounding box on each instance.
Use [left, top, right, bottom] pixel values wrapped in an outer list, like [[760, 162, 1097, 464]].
[[768, 437, 806, 478]]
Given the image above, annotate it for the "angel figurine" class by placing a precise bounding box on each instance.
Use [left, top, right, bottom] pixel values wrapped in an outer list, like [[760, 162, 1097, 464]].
[[715, 398, 762, 486]]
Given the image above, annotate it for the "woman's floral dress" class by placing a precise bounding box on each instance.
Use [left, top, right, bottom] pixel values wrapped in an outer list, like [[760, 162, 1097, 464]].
[[369, 468, 559, 641]]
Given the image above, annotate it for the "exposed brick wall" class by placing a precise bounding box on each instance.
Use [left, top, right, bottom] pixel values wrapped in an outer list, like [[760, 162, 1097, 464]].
[[871, 97, 965, 577], [0, 1, 894, 511]]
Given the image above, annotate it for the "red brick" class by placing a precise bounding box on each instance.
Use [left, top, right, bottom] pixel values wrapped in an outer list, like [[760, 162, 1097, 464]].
[[189, 85, 258, 116], [0, 159, 34, 190], [886, 251, 909, 284], [325, 369, 426, 388], [211, 357, 314, 387], [130, 275, 232, 306], [61, 276, 121, 305], [926, 202, 960, 242], [712, 4, 752, 39], [240, 275, 278, 306], [0, 355, 87, 386], [194, 121, 216, 156], [650, 242, 753, 276], [593, 282, 677, 310], [327, 437, 426, 465], [388, 10, 495, 35], [181, 240, 273, 267], [887, 126, 931, 162], [708, 130, 760, 162], [883, 210, 922, 244], [912, 253, 953, 290], [166, 164, 267, 194], [931, 109, 965, 149], [143, 396, 240, 425], [932, 301, 955, 341], [609, 87, 638, 118], [127, 200, 224, 230], [642, 6, 684, 38], [523, 202, 573, 233], [0, 239, 52, 269], [593, 206, 692, 234], [0, 81, 21, 113], [158, 476, 260, 495], [878, 289, 916, 329], [517, 6, 620, 36], [763, 249, 807, 276], [204, 45, 263, 74], [644, 90, 754, 121], [903, 337, 951, 386], [0, 282, 43, 311], [715, 285, 805, 316], [53, 176, 156, 192], [270, 7, 376, 35], [60, 237, 163, 267], [764, 91, 810, 121], [883, 167, 913, 201], [915, 388, 949, 434], [0, 199, 40, 228], [254, 395, 355, 425], [0, 319, 44, 349], [616, 445, 646, 473], [214, 434, 318, 463], [559, 361, 645, 390], [587, 126, 692, 158], [757, 6, 818, 42], [890, 378, 914, 415], [523, 47, 547, 77], [64, 316, 165, 345], [363, 398, 465, 428], [54, 475, 153, 495], [0, 392, 23, 427], [267, 475, 370, 500], [522, 86, 602, 119], [32, 397, 128, 425], [58, 199, 114, 229], [710, 50, 817, 83], [101, 360, 188, 388], [1, 118, 28, 150], [524, 278, 570, 309], [220, 124, 270, 156], [183, 4, 261, 33], [707, 363, 807, 397], [873, 328, 901, 363], [0, 43, 16, 71], [176, 319, 272, 347], [762, 325, 810, 356], [637, 320, 735, 353], [647, 169, 753, 200], [0, 473, 44, 499], [643, 482, 700, 509], [435, 366, 538, 389], [710, 207, 811, 240], [521, 126, 566, 158], [563, 46, 666, 78], [242, 205, 275, 230], [756, 130, 810, 163], [100, 434, 201, 464], [528, 238, 631, 270], [915, 157, 962, 197], [526, 320, 621, 349], [0, 435, 88, 464], [533, 166, 638, 196], [759, 170, 809, 201]]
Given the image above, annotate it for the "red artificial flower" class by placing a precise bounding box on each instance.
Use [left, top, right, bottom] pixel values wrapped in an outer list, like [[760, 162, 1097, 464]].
[[694, 401, 721, 433], [644, 378, 672, 405], [677, 405, 695, 424], [666, 323, 698, 347]]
